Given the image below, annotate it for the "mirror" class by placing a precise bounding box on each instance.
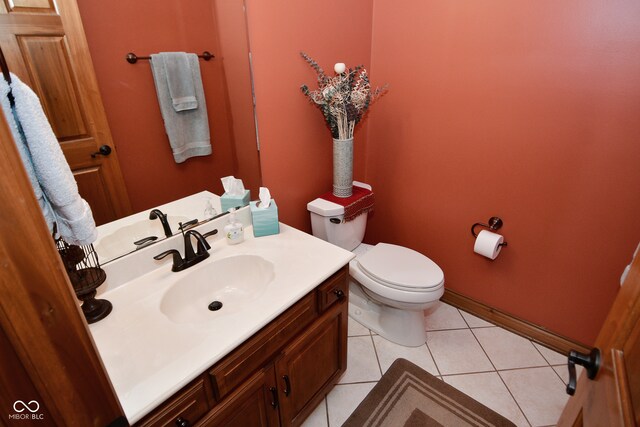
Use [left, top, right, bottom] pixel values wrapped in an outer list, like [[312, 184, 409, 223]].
[[0, 0, 261, 263], [77, 0, 262, 262]]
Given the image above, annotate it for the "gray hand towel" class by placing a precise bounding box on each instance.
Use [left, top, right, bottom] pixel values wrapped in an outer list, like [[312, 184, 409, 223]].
[[150, 53, 212, 163], [162, 52, 198, 111]]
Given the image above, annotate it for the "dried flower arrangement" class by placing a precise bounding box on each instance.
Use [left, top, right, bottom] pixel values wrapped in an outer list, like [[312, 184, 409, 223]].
[[300, 52, 388, 140]]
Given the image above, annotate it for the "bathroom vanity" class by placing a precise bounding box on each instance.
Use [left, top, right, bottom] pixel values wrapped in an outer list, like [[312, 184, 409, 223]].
[[138, 266, 348, 427], [89, 211, 354, 426]]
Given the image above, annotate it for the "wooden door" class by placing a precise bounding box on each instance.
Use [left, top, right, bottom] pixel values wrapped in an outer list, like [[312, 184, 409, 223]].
[[0, 98, 124, 425], [276, 305, 348, 427], [558, 251, 640, 426], [0, 0, 131, 225]]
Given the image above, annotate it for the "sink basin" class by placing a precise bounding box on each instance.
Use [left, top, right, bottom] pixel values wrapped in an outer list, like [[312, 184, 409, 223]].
[[160, 255, 275, 323], [95, 215, 189, 262]]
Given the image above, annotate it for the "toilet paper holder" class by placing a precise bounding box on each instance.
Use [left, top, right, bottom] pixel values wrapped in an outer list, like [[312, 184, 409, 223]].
[[471, 217, 508, 247]]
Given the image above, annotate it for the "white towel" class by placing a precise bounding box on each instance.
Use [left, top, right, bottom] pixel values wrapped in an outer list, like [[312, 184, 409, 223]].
[[150, 53, 212, 163], [0, 73, 98, 245]]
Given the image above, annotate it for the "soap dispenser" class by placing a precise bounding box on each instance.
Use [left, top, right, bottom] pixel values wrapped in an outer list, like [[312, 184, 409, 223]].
[[224, 208, 244, 245]]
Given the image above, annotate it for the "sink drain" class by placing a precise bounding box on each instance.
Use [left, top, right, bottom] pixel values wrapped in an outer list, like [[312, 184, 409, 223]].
[[208, 301, 223, 311]]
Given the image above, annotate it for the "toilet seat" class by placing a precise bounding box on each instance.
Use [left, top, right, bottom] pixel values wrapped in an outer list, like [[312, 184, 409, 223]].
[[357, 243, 444, 291]]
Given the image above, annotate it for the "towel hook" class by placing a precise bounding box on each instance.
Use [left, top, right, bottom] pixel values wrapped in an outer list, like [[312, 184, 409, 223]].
[[0, 46, 15, 107]]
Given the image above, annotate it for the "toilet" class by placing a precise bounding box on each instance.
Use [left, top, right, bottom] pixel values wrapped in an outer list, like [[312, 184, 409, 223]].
[[307, 182, 444, 347]]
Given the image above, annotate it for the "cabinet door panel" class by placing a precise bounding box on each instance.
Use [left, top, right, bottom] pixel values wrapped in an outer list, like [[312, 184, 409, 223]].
[[198, 367, 279, 427], [210, 292, 317, 400], [276, 305, 348, 426]]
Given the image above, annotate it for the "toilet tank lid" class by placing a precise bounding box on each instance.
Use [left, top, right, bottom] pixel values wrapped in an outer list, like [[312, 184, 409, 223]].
[[307, 198, 344, 217]]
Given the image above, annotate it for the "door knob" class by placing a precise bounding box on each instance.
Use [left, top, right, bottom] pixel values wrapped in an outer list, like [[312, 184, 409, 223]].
[[91, 144, 112, 158], [566, 348, 600, 396]]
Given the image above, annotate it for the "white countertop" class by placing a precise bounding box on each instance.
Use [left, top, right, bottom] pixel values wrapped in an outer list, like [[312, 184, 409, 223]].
[[89, 223, 354, 423]]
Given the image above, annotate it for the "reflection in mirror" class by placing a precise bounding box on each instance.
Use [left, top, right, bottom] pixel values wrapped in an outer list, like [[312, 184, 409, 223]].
[[1, 0, 261, 263], [76, 0, 261, 212], [90, 0, 263, 261], [94, 192, 223, 264]]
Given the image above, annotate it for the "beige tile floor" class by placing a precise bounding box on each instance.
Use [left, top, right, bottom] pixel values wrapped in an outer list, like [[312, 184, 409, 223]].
[[302, 301, 577, 427]]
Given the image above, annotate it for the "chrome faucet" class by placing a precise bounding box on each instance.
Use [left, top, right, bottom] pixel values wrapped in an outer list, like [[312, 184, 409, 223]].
[[153, 228, 218, 272], [149, 209, 173, 238]]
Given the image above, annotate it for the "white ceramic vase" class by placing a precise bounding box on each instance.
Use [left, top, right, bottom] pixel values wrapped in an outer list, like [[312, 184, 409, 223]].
[[333, 137, 353, 197]]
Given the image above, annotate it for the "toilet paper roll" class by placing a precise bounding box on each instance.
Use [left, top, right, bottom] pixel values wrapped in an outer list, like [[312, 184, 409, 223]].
[[474, 230, 504, 260]]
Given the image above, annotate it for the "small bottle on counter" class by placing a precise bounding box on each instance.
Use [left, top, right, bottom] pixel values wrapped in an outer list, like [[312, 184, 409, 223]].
[[224, 208, 244, 245]]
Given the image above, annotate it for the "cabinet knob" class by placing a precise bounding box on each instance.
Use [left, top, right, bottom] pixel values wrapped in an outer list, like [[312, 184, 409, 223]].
[[333, 289, 345, 300], [175, 417, 190, 427]]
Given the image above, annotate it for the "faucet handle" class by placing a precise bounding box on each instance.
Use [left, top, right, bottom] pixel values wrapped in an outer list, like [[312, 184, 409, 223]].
[[134, 235, 159, 250], [178, 219, 198, 232], [202, 229, 218, 239], [186, 230, 211, 256], [153, 249, 185, 272]]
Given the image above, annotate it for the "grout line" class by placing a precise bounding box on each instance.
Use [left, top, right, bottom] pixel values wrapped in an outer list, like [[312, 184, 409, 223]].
[[469, 328, 499, 372], [425, 326, 478, 332], [456, 306, 499, 328], [369, 333, 384, 376], [529, 339, 556, 367], [496, 370, 533, 427], [457, 306, 473, 329], [549, 364, 570, 385], [469, 328, 533, 427], [497, 365, 557, 374], [323, 396, 329, 427], [424, 332, 443, 377], [439, 368, 499, 377]]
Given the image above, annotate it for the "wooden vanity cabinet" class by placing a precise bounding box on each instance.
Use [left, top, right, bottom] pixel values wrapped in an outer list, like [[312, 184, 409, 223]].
[[136, 265, 348, 427], [275, 302, 347, 426]]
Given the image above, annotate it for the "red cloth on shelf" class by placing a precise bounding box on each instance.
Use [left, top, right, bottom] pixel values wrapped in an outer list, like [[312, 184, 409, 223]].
[[319, 186, 375, 222]]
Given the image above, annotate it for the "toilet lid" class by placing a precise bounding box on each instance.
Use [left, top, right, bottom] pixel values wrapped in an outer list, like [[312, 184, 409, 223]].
[[357, 243, 444, 291]]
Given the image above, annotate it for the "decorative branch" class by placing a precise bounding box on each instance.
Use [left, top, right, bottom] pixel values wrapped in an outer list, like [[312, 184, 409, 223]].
[[300, 52, 388, 139]]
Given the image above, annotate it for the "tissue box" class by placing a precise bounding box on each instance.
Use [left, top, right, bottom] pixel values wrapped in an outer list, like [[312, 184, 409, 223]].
[[221, 189, 250, 212], [250, 200, 279, 237]]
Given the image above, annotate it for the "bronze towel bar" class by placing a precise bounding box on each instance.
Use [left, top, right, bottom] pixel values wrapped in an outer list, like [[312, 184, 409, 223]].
[[125, 51, 214, 64]]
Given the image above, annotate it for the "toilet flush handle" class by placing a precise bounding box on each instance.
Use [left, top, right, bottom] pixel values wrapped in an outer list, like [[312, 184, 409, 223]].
[[330, 218, 341, 224]]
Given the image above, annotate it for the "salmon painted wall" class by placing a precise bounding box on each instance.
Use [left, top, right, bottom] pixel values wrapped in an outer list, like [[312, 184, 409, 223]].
[[245, 0, 373, 231], [366, 0, 640, 344], [77, 0, 236, 213]]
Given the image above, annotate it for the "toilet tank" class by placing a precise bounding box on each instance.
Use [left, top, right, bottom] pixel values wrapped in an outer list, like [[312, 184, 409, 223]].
[[307, 196, 368, 252]]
